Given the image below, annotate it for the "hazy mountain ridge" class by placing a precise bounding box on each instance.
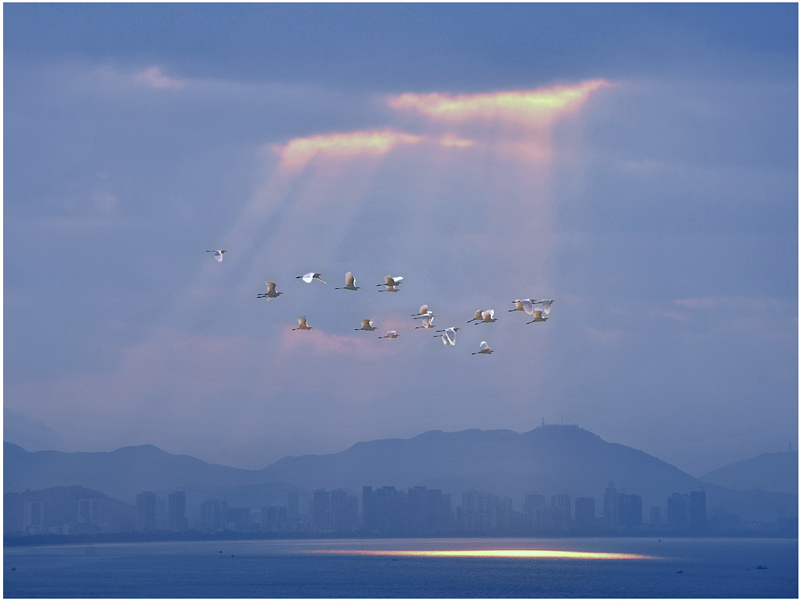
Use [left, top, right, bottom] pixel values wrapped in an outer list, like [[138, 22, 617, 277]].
[[5, 426, 796, 522], [3, 442, 267, 503], [700, 451, 798, 495]]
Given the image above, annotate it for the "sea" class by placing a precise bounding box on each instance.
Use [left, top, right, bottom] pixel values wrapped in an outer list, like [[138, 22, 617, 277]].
[[3, 537, 797, 598]]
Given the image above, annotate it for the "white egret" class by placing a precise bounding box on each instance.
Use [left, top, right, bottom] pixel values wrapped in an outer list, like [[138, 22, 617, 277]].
[[533, 299, 555, 314], [412, 304, 432, 318], [355, 319, 377, 331], [377, 275, 403, 291], [291, 316, 314, 330], [206, 250, 227, 262], [476, 309, 498, 324], [414, 314, 436, 329], [472, 341, 494, 355], [434, 326, 460, 346], [526, 309, 549, 324], [467, 310, 484, 323], [509, 299, 535, 315], [257, 282, 283, 300], [297, 272, 325, 284], [378, 331, 399, 339], [335, 272, 360, 291]]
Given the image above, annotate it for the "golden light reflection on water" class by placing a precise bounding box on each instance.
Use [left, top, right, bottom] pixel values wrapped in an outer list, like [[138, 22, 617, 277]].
[[310, 549, 652, 560]]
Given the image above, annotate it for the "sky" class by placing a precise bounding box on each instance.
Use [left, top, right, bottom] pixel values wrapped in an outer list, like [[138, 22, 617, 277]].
[[4, 3, 797, 477]]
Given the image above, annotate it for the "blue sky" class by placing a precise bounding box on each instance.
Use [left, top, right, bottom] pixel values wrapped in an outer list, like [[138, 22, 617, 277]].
[[4, 3, 797, 476]]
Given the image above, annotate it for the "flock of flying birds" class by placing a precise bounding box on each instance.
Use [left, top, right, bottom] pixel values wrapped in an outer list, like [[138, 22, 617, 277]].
[[206, 249, 554, 355]]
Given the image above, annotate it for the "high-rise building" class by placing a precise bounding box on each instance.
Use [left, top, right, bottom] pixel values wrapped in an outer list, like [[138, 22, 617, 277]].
[[667, 493, 689, 528], [619, 494, 642, 527], [225, 507, 251, 529], [262, 505, 288, 530], [23, 498, 44, 533], [362, 486, 376, 533], [689, 491, 707, 531], [649, 506, 662, 526], [168, 491, 187, 531], [136, 491, 157, 531], [407, 487, 448, 534], [78, 499, 99, 526], [574, 497, 596, 531], [523, 494, 545, 531], [374, 486, 405, 534], [330, 489, 358, 532], [603, 483, 619, 528], [200, 499, 228, 531], [313, 489, 331, 531], [551, 493, 572, 531], [288, 491, 299, 520]]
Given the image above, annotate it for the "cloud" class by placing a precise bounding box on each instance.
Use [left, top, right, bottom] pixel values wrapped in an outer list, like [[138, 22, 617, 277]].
[[437, 134, 477, 148], [133, 67, 186, 90], [273, 129, 478, 170], [387, 80, 611, 124], [274, 129, 424, 169]]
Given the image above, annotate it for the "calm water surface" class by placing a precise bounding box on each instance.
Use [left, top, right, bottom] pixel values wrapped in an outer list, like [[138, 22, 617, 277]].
[[4, 537, 797, 598]]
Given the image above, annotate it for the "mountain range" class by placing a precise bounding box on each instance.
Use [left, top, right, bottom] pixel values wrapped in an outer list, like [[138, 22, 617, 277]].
[[5, 425, 796, 523]]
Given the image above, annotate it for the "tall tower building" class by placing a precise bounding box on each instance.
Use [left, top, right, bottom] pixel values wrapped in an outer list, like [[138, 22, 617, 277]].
[[689, 490, 707, 531], [23, 498, 44, 534], [667, 493, 689, 528], [619, 494, 642, 527], [78, 499, 99, 526], [551, 493, 572, 531], [288, 491, 299, 520], [603, 483, 619, 528], [574, 497, 596, 531], [136, 491, 157, 531], [168, 491, 187, 531], [313, 489, 331, 531], [362, 486, 376, 533]]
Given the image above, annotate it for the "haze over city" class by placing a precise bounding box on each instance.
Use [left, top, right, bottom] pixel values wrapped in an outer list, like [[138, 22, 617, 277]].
[[4, 3, 797, 478]]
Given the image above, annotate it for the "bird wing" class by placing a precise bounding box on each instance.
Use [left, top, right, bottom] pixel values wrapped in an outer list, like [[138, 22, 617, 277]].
[[473, 310, 483, 320], [487, 309, 495, 319], [521, 299, 534, 315], [301, 273, 314, 283], [386, 330, 397, 337], [298, 317, 308, 327], [266, 282, 276, 294], [419, 304, 428, 315], [533, 309, 542, 319], [360, 319, 371, 329], [393, 276, 403, 284], [345, 272, 355, 287], [213, 251, 223, 262], [479, 341, 489, 350], [421, 314, 432, 327], [445, 328, 457, 345], [542, 300, 553, 314]]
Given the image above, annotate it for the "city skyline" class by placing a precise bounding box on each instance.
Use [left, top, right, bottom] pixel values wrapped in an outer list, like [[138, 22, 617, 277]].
[[4, 3, 797, 479]]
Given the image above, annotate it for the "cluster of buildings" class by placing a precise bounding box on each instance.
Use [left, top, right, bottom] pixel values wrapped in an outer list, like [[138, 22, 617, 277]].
[[12, 481, 793, 538], [130, 482, 714, 536]]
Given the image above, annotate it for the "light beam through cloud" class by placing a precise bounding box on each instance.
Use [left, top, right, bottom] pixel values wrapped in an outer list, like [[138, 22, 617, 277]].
[[388, 80, 611, 125]]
